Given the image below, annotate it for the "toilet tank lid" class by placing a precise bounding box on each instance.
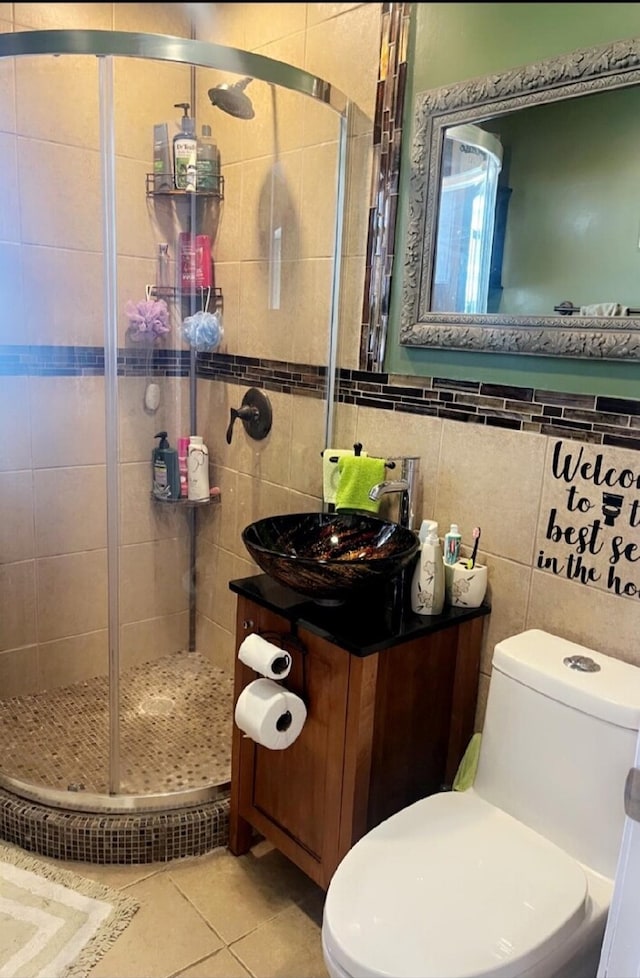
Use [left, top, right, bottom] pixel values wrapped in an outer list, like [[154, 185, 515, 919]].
[[493, 629, 640, 729]]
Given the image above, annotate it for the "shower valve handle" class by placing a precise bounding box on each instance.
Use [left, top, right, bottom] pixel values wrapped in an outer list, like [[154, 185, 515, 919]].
[[225, 387, 273, 445], [226, 405, 258, 444]]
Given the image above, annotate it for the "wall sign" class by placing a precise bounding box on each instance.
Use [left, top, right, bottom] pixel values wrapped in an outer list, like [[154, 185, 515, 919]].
[[538, 440, 640, 599]]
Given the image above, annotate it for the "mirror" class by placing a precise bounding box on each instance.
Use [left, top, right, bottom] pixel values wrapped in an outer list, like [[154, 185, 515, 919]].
[[399, 37, 640, 359]]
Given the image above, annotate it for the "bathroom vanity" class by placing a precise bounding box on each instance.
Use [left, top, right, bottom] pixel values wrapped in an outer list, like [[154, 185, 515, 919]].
[[228, 574, 490, 888]]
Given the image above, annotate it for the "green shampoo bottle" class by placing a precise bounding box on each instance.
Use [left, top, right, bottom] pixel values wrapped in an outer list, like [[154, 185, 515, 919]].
[[152, 431, 180, 501]]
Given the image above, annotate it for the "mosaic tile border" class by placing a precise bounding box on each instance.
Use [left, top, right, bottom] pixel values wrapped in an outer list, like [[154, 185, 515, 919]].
[[360, 1, 411, 372], [0, 345, 191, 377], [2, 345, 638, 450], [0, 786, 230, 864]]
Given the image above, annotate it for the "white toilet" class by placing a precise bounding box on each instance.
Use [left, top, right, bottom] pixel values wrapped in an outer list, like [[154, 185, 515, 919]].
[[322, 629, 640, 978]]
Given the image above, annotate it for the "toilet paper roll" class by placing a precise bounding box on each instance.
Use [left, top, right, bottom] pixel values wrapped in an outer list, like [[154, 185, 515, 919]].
[[234, 678, 307, 750], [238, 633, 292, 679]]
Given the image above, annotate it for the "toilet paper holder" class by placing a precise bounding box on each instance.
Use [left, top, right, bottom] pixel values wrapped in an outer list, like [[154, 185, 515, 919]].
[[244, 628, 309, 702]]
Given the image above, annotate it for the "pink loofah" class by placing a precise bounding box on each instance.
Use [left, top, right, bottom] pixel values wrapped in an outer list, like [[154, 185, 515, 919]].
[[125, 298, 170, 342]]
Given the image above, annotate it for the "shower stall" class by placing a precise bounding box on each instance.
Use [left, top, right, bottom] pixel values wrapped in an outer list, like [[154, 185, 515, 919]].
[[0, 28, 349, 861]]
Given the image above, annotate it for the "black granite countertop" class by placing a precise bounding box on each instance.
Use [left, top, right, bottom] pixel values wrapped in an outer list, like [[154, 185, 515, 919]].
[[229, 574, 491, 657]]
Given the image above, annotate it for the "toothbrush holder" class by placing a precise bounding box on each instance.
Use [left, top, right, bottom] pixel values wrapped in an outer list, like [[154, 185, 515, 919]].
[[444, 559, 488, 609]]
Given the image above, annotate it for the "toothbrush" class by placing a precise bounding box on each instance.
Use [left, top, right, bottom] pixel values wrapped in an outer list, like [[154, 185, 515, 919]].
[[467, 527, 481, 570]]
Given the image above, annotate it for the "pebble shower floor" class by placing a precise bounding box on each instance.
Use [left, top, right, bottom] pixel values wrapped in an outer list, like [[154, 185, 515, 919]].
[[0, 651, 234, 863]]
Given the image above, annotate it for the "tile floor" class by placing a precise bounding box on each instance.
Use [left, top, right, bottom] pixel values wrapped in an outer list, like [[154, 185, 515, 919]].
[[57, 839, 330, 978]]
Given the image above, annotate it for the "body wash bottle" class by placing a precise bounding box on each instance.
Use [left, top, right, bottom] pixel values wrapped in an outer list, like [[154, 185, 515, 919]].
[[152, 431, 180, 501], [411, 521, 445, 616], [187, 435, 210, 501], [173, 103, 197, 192]]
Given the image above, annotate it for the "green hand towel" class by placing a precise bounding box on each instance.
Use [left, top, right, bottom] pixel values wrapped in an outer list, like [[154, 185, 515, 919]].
[[335, 455, 386, 514], [452, 732, 482, 791]]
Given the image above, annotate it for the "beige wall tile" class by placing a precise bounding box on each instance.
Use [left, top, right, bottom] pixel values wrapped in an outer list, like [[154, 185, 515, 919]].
[[34, 465, 107, 556], [214, 162, 242, 261], [307, 3, 362, 26], [212, 261, 240, 353], [24, 246, 104, 347], [436, 422, 547, 564], [120, 461, 183, 546], [0, 136, 20, 242], [240, 152, 302, 262], [240, 260, 305, 361], [527, 569, 640, 666], [0, 378, 31, 471], [196, 541, 239, 634], [0, 560, 36, 651], [237, 55, 308, 159], [115, 156, 160, 260], [0, 244, 24, 342], [30, 376, 106, 468], [0, 471, 34, 563], [37, 628, 108, 689], [478, 555, 530, 673], [36, 550, 108, 642], [236, 473, 293, 550], [19, 139, 102, 251], [119, 537, 190, 623], [0, 644, 39, 698], [14, 4, 111, 29], [113, 2, 191, 36], [300, 142, 340, 259], [16, 54, 99, 148], [337, 254, 365, 371], [197, 464, 238, 553], [241, 2, 307, 51], [306, 3, 380, 130], [118, 376, 189, 464], [113, 58, 191, 165], [193, 3, 246, 49], [289, 393, 326, 498], [535, 436, 640, 603], [196, 613, 235, 673], [291, 259, 333, 363], [120, 611, 189, 671]]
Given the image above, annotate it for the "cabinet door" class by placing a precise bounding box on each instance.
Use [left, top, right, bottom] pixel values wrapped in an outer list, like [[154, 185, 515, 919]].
[[232, 598, 351, 887]]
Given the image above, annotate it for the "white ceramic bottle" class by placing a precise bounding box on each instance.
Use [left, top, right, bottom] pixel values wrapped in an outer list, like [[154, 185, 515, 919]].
[[187, 435, 210, 501], [411, 521, 445, 616]]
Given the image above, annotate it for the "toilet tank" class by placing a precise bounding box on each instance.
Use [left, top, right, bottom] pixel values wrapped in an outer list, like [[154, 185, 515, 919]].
[[473, 629, 640, 880]]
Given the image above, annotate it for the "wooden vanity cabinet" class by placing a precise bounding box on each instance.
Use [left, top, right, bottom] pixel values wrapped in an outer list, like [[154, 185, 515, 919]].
[[229, 589, 486, 890]]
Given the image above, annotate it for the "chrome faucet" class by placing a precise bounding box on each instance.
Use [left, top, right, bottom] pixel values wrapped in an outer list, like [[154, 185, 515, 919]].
[[368, 456, 420, 531]]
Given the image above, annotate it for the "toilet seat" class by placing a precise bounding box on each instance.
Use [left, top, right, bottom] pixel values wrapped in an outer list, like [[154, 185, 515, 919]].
[[322, 790, 589, 978]]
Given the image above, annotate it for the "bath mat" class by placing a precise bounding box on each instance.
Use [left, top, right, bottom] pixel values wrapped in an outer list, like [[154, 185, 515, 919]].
[[0, 842, 139, 978]]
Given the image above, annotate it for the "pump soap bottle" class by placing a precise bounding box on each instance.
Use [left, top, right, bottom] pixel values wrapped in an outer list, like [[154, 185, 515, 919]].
[[173, 103, 197, 192], [152, 432, 180, 501], [411, 520, 445, 616]]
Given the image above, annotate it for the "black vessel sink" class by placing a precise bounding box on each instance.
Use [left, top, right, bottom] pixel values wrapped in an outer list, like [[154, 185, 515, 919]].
[[241, 512, 419, 604]]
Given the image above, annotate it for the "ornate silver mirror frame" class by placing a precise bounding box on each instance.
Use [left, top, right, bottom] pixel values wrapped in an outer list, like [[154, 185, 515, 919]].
[[399, 36, 640, 360]]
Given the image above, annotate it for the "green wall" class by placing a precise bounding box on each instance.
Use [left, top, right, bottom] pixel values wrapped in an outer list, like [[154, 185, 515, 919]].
[[387, 3, 640, 396]]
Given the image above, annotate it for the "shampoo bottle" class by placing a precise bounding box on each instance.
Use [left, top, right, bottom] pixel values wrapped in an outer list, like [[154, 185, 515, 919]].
[[187, 435, 210, 501], [173, 102, 197, 192], [152, 431, 180, 501], [411, 521, 445, 616], [196, 124, 220, 193]]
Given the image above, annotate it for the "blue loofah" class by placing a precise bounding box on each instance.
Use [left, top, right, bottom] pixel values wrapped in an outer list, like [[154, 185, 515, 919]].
[[181, 310, 224, 352]]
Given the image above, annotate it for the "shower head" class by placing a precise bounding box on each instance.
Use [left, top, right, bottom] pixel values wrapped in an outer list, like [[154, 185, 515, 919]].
[[208, 76, 255, 120]]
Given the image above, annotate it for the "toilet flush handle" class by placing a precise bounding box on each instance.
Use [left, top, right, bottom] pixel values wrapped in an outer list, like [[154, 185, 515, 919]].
[[563, 654, 601, 673]]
